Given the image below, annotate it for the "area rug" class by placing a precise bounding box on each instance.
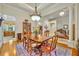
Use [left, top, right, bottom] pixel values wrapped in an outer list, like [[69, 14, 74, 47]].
[[16, 43, 71, 56]]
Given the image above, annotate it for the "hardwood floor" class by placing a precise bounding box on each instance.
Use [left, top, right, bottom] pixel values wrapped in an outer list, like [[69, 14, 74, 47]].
[[0, 39, 78, 56], [0, 40, 19, 56]]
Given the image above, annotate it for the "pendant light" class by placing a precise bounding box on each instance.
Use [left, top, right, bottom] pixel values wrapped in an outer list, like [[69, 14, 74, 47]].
[[31, 3, 41, 21]]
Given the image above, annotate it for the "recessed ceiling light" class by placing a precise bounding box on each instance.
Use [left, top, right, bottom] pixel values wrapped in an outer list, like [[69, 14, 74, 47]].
[[59, 11, 64, 16]]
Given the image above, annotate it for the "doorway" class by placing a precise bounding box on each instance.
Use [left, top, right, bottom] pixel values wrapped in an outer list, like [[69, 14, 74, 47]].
[[49, 20, 56, 36]]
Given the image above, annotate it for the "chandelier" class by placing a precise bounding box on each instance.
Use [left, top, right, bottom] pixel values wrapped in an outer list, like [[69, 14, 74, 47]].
[[31, 4, 41, 21]]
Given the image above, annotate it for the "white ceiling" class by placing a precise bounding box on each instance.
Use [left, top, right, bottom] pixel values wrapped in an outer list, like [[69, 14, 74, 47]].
[[2, 3, 73, 20]]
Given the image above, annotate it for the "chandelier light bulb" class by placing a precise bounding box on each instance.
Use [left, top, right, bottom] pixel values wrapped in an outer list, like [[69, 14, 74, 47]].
[[31, 15, 40, 21], [59, 11, 64, 16]]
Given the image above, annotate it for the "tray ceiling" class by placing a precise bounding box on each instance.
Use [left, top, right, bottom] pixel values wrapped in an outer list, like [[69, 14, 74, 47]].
[[1, 3, 73, 20]]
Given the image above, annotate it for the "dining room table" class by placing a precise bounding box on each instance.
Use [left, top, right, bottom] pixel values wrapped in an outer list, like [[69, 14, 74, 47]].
[[25, 34, 57, 56], [29, 35, 53, 43]]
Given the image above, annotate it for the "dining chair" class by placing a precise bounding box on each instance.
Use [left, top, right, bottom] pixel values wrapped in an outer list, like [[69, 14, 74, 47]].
[[22, 35, 35, 55], [26, 38, 39, 55], [33, 42, 42, 56], [39, 36, 58, 56], [50, 36, 58, 56], [23, 37, 28, 49]]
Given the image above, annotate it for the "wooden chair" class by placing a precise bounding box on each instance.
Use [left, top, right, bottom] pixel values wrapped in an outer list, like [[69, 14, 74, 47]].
[[26, 38, 39, 55], [32, 42, 42, 56], [23, 37, 28, 49], [22, 36, 40, 55], [28, 39, 42, 55], [39, 36, 58, 56]]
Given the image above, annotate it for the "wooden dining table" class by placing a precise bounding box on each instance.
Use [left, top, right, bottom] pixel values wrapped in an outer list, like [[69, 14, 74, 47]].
[[28, 35, 54, 44]]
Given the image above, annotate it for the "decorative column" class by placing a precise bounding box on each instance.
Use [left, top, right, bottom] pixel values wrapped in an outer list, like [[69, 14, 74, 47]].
[[74, 4, 78, 41], [74, 4, 79, 50], [68, 6, 73, 41]]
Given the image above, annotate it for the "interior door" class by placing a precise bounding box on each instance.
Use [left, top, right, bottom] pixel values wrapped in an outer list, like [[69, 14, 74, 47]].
[[49, 20, 56, 36]]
